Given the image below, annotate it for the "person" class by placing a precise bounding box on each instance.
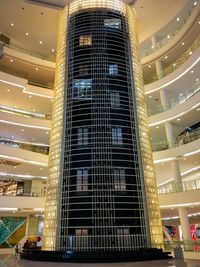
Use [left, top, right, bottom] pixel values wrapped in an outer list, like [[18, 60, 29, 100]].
[[23, 239, 30, 250], [15, 243, 19, 256]]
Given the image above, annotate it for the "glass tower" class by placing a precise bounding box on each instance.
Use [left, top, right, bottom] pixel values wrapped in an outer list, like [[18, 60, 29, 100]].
[[43, 0, 163, 253]]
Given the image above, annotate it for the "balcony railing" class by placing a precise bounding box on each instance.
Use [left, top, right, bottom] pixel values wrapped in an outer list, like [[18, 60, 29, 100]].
[[147, 82, 200, 116], [0, 104, 51, 120], [0, 186, 46, 198], [144, 34, 200, 84], [158, 178, 200, 194], [0, 137, 49, 155], [140, 1, 199, 58], [152, 127, 200, 152]]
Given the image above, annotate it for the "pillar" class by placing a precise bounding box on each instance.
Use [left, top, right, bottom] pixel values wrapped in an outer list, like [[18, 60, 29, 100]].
[[178, 208, 192, 249]]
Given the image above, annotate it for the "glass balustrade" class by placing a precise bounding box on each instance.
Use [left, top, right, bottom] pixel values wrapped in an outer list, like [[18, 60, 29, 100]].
[[158, 178, 200, 194], [144, 34, 200, 84], [140, 1, 199, 58], [0, 186, 46, 198], [0, 104, 51, 120], [147, 82, 200, 116], [0, 137, 49, 155], [152, 127, 200, 152]]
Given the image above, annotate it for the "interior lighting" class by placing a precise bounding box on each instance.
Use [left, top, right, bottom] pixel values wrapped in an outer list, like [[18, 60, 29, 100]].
[[154, 157, 176, 164], [160, 202, 200, 208], [0, 119, 50, 130], [25, 32, 29, 36], [0, 154, 48, 166], [39, 41, 43, 44], [0, 172, 47, 179], [11, 23, 14, 27], [184, 149, 200, 157], [52, 48, 55, 52], [194, 1, 197, 6], [164, 56, 168, 59], [35, 67, 39, 71], [177, 118, 180, 121], [198, 21, 200, 24], [156, 126, 159, 129], [148, 65, 151, 68], [176, 18, 180, 22], [0, 208, 18, 211], [10, 59, 14, 63], [181, 42, 184, 46], [7, 89, 10, 92], [191, 70, 194, 73], [167, 35, 170, 39], [29, 95, 32, 98], [197, 108, 200, 111], [196, 78, 199, 82], [149, 95, 152, 99], [189, 51, 193, 55]]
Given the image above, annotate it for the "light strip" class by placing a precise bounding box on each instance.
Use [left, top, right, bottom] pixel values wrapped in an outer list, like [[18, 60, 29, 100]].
[[0, 119, 50, 130], [145, 55, 200, 95], [23, 89, 53, 99], [154, 157, 176, 164], [34, 208, 44, 211], [149, 103, 200, 126], [0, 154, 48, 166], [0, 208, 18, 211], [0, 79, 25, 89], [160, 202, 200, 209], [183, 149, 200, 157], [0, 172, 47, 179]]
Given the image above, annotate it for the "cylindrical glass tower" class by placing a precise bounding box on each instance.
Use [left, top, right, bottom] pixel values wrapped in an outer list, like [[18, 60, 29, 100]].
[[43, 0, 163, 254]]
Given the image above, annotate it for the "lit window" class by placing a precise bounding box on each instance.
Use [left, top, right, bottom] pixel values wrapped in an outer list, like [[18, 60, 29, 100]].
[[117, 228, 129, 235], [112, 128, 123, 145], [114, 169, 126, 190], [79, 35, 92, 46], [77, 169, 88, 191], [75, 229, 88, 236], [110, 92, 120, 108], [78, 128, 88, 146], [109, 64, 118, 75], [73, 79, 92, 99], [104, 19, 121, 29]]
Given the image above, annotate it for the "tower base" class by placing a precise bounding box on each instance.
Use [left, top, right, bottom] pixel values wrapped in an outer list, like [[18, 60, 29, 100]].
[[21, 248, 172, 262]]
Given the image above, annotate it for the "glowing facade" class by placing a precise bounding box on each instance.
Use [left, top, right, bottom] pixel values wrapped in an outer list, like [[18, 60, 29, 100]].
[[43, 0, 163, 252]]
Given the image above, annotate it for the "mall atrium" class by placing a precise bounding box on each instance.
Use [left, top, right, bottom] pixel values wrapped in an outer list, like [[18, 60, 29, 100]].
[[0, 0, 200, 261]]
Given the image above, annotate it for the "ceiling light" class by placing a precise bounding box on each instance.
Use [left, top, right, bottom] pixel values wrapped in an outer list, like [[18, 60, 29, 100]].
[[40, 168, 43, 170], [197, 108, 200, 111], [39, 41, 43, 44], [164, 56, 168, 59], [198, 21, 200, 24], [21, 129, 24, 132], [12, 135, 14, 138], [180, 93, 183, 96], [46, 131, 49, 134], [189, 51, 193, 55], [177, 118, 180, 121], [151, 46, 154, 49], [167, 35, 170, 39], [173, 63, 176, 66], [196, 78, 199, 82], [148, 65, 151, 68], [25, 32, 29, 36], [156, 126, 159, 129], [33, 109, 36, 112], [194, 1, 197, 6], [32, 138, 35, 141], [11, 23, 14, 27], [10, 59, 14, 63], [181, 42, 185, 46], [191, 70, 194, 73], [35, 67, 39, 71], [29, 95, 32, 98], [176, 18, 180, 22], [7, 89, 10, 92], [52, 48, 55, 52], [149, 96, 152, 99]]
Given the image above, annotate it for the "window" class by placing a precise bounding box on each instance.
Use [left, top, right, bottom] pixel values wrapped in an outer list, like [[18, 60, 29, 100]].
[[73, 79, 92, 99], [75, 229, 88, 236], [79, 35, 92, 46], [114, 169, 126, 190], [117, 228, 129, 235], [77, 169, 88, 191], [78, 128, 88, 146], [112, 128, 123, 145], [111, 92, 120, 108], [109, 64, 118, 75], [104, 18, 121, 29]]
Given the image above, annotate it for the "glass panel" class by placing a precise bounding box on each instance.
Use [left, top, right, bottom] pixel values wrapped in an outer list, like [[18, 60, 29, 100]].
[[109, 64, 118, 75], [104, 18, 121, 29], [79, 35, 92, 46], [73, 79, 92, 99]]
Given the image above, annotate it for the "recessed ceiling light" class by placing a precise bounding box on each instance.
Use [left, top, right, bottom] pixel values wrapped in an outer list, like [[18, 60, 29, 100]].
[[189, 51, 192, 55], [46, 131, 49, 134], [25, 32, 29, 36], [35, 67, 39, 71], [29, 95, 32, 98], [181, 42, 185, 46], [167, 35, 170, 39], [176, 18, 180, 22], [149, 95, 152, 99], [52, 48, 55, 52], [164, 56, 168, 59], [10, 59, 14, 63], [21, 129, 24, 132], [156, 126, 159, 129], [177, 118, 180, 121], [197, 108, 200, 111], [173, 63, 176, 66], [32, 138, 35, 141], [194, 1, 197, 6], [11, 23, 14, 27], [33, 109, 36, 112], [40, 167, 43, 170], [39, 40, 43, 44], [191, 70, 194, 73], [14, 166, 17, 168], [183, 158, 186, 160], [180, 93, 183, 96], [196, 78, 199, 82], [7, 89, 10, 92], [148, 65, 151, 68], [198, 21, 200, 24], [151, 46, 154, 49], [194, 162, 198, 164]]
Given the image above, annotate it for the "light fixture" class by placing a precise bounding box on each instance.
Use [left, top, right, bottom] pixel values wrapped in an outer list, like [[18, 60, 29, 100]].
[[156, 126, 159, 129], [10, 59, 14, 63], [173, 63, 176, 66], [180, 93, 183, 96], [167, 35, 170, 39], [29, 95, 32, 98], [148, 65, 151, 68], [151, 45, 154, 49], [21, 129, 24, 132], [197, 108, 200, 111], [39, 40, 43, 44], [35, 67, 39, 71], [25, 32, 29, 36], [196, 78, 199, 82], [46, 131, 49, 134], [177, 118, 180, 121], [149, 95, 152, 99], [32, 138, 35, 141], [11, 23, 14, 27], [33, 109, 36, 112], [191, 70, 194, 73], [189, 51, 193, 55], [181, 42, 184, 46], [7, 89, 10, 92], [176, 18, 180, 22], [164, 56, 168, 59], [198, 21, 200, 24], [194, 1, 197, 6], [52, 48, 55, 52]]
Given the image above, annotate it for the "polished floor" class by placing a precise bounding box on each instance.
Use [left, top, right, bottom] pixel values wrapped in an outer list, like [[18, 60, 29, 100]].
[[0, 255, 200, 267]]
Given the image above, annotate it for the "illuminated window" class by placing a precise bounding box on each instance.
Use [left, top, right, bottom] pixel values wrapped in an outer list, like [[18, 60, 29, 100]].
[[112, 128, 123, 145], [77, 169, 88, 191], [111, 92, 120, 108], [79, 35, 92, 46], [75, 229, 88, 236], [104, 18, 121, 29], [117, 228, 129, 235], [109, 64, 118, 75], [114, 169, 126, 190], [78, 128, 88, 146], [73, 79, 92, 99]]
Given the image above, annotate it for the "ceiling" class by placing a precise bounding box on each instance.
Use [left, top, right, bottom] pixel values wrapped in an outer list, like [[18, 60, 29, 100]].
[[0, 0, 189, 59]]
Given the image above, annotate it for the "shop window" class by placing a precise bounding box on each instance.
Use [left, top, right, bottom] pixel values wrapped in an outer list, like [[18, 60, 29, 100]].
[[104, 18, 121, 29], [114, 169, 126, 190], [79, 35, 92, 46], [73, 79, 92, 99]]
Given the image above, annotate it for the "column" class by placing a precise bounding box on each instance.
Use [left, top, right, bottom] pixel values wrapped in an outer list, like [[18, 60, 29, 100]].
[[178, 208, 192, 250], [160, 89, 169, 111], [165, 121, 175, 148]]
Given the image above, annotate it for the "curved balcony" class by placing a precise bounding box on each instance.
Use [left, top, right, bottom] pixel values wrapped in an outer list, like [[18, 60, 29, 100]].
[[0, 137, 49, 155], [140, 1, 199, 59], [152, 127, 200, 152], [144, 34, 200, 85], [147, 82, 200, 116]]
